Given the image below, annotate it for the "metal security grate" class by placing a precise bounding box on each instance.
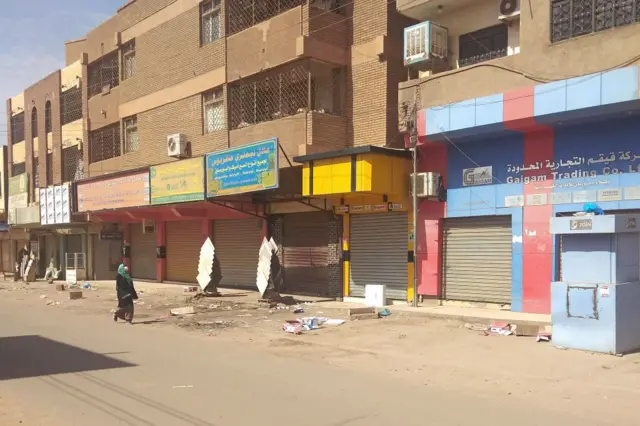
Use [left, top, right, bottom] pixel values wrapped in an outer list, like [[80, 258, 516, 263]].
[[33, 156, 40, 188], [122, 39, 136, 80], [61, 86, 83, 125], [12, 162, 26, 177], [551, 0, 640, 42], [46, 153, 53, 186], [227, 0, 306, 35], [124, 116, 140, 153], [203, 88, 225, 133], [90, 123, 121, 163], [458, 24, 508, 68], [88, 52, 120, 99], [63, 146, 84, 182], [201, 0, 222, 44], [229, 60, 345, 129], [11, 112, 25, 144]]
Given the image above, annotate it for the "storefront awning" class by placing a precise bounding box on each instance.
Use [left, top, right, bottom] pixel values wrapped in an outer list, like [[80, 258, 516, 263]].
[[293, 145, 411, 197]]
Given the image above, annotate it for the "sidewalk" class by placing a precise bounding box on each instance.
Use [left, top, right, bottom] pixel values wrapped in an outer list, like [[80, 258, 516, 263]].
[[84, 279, 550, 327]]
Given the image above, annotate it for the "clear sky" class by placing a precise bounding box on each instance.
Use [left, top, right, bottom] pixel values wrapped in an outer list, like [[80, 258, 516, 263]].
[[0, 0, 125, 141]]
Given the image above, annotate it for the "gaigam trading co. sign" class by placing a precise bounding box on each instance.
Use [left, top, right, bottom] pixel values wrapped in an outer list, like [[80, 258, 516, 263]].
[[77, 171, 150, 212], [206, 138, 278, 197]]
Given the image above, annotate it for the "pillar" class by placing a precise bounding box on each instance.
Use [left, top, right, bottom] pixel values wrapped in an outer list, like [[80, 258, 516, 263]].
[[156, 221, 166, 282], [342, 214, 350, 298]]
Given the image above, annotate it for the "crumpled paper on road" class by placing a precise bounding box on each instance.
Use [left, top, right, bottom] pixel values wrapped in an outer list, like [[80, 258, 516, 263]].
[[282, 317, 345, 334]]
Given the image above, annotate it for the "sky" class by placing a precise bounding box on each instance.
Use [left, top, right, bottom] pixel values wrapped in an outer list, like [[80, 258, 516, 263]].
[[0, 0, 125, 141]]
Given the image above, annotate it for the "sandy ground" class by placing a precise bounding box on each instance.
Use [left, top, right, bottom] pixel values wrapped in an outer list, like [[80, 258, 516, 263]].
[[0, 280, 639, 425]]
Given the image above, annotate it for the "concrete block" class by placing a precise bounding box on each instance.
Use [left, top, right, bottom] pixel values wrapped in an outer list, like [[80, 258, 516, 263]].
[[183, 286, 199, 293], [514, 324, 541, 337], [55, 284, 65, 291], [350, 313, 379, 321], [171, 306, 195, 316], [69, 291, 83, 300], [348, 307, 376, 316]]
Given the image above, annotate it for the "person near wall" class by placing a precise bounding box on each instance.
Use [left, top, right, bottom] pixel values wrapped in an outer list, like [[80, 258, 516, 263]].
[[114, 264, 138, 324]]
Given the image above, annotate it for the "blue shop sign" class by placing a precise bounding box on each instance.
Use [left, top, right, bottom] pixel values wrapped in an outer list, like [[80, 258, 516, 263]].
[[206, 138, 279, 197]]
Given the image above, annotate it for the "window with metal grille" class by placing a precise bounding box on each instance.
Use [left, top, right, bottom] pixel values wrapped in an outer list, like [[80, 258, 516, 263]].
[[62, 146, 85, 182], [203, 88, 225, 133], [46, 152, 53, 186], [124, 116, 140, 153], [228, 0, 308, 36], [122, 39, 136, 80], [33, 156, 40, 189], [12, 162, 25, 177], [90, 123, 121, 163], [61, 86, 83, 125], [229, 60, 345, 129], [88, 51, 120, 99], [11, 112, 25, 144], [458, 24, 508, 68], [201, 0, 222, 44], [550, 0, 640, 42], [31, 107, 38, 138], [45, 101, 52, 133]]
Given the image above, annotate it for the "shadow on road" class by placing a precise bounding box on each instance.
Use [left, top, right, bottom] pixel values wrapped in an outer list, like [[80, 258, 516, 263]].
[[0, 335, 136, 381]]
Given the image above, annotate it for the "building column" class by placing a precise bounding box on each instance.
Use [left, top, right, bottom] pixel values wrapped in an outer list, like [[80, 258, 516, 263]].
[[202, 218, 213, 243], [156, 221, 166, 282], [122, 223, 131, 268], [342, 214, 350, 298]]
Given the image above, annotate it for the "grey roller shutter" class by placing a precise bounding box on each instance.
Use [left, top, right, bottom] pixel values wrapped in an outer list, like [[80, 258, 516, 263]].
[[130, 223, 156, 280], [166, 221, 201, 283], [349, 213, 408, 300], [283, 212, 331, 296], [1, 241, 10, 272], [214, 218, 262, 289], [92, 235, 122, 280], [443, 216, 512, 304]]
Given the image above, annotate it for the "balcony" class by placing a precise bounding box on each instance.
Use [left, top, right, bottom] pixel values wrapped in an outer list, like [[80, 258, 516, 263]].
[[229, 59, 348, 166], [226, 1, 348, 82]]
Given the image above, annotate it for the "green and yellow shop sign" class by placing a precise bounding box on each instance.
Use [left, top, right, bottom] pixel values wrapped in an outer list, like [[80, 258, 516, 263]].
[[150, 158, 205, 205], [206, 138, 278, 197]]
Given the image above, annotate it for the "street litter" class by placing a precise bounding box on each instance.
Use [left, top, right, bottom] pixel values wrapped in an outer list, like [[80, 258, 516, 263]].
[[378, 308, 392, 317], [39, 295, 47, 299], [172, 385, 194, 389], [489, 321, 513, 336], [183, 286, 199, 293], [293, 307, 305, 314], [170, 306, 195, 316], [282, 317, 345, 334], [537, 332, 552, 342]]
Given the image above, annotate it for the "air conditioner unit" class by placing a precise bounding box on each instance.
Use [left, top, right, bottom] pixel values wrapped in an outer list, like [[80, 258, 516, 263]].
[[167, 133, 187, 157], [498, 0, 520, 22], [411, 172, 440, 198], [404, 21, 448, 69], [143, 219, 156, 234]]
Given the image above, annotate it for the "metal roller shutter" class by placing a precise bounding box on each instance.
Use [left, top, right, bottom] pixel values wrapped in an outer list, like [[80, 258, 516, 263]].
[[166, 221, 202, 283], [1, 241, 10, 272], [43, 235, 56, 270], [130, 223, 156, 280], [349, 213, 408, 300], [67, 235, 83, 253], [283, 212, 331, 296], [92, 235, 122, 280], [443, 216, 512, 304], [214, 218, 262, 289]]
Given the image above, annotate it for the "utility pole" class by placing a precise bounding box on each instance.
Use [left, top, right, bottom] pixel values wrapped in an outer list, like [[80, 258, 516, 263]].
[[409, 102, 419, 308]]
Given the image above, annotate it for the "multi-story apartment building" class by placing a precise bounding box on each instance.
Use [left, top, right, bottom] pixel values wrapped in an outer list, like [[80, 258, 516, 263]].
[[398, 0, 640, 314], [5, 0, 418, 298]]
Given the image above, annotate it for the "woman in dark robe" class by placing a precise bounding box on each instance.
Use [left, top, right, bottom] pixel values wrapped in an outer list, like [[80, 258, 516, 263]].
[[114, 264, 138, 324]]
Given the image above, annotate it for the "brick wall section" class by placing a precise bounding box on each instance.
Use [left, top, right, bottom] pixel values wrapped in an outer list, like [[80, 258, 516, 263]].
[[123, 92, 228, 169], [117, 0, 177, 30], [309, 113, 348, 154], [305, 6, 349, 49], [5, 100, 12, 168], [351, 0, 388, 45], [120, 4, 226, 103], [24, 71, 62, 189], [82, 60, 90, 183], [348, 60, 389, 147]]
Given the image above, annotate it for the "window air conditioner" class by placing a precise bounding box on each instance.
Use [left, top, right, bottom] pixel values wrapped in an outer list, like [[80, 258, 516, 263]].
[[411, 172, 441, 198]]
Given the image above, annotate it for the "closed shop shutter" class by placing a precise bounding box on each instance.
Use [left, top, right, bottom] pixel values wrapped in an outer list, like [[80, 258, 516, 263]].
[[349, 213, 408, 300], [442, 216, 512, 304], [1, 241, 10, 271], [283, 212, 331, 296], [130, 223, 156, 280], [214, 218, 262, 288], [166, 221, 201, 283], [92, 235, 122, 280], [67, 235, 83, 253], [43, 235, 56, 270]]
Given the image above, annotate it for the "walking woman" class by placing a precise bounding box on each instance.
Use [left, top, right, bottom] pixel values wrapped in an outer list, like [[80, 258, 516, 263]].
[[114, 264, 138, 324]]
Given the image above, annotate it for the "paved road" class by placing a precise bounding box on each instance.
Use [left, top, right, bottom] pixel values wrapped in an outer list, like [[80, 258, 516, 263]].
[[0, 297, 623, 425]]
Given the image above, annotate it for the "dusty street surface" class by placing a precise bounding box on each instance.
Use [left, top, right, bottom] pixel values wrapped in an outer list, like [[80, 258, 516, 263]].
[[0, 281, 639, 425]]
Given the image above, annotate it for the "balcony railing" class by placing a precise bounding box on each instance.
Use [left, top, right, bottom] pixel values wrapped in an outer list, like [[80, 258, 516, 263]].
[[89, 123, 121, 164], [229, 59, 345, 130]]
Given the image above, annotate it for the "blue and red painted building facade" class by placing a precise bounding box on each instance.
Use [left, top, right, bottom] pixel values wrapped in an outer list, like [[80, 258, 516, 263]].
[[414, 64, 640, 314]]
